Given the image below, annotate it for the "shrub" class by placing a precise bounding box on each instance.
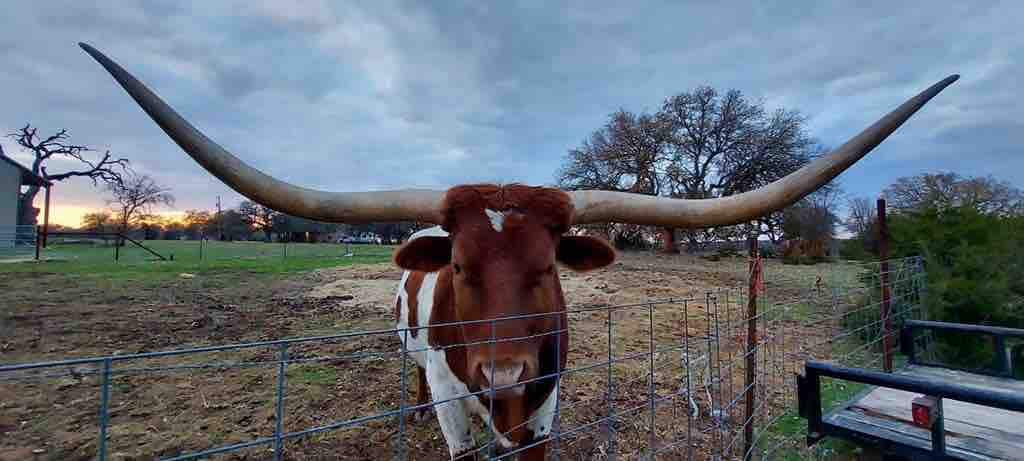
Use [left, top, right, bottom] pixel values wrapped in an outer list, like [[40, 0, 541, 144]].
[[890, 207, 1024, 329], [840, 267, 923, 347], [838, 238, 873, 261], [884, 207, 1024, 370]]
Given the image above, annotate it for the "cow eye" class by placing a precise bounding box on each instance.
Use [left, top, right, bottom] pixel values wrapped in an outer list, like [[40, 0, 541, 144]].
[[545, 264, 555, 274], [453, 264, 462, 274]]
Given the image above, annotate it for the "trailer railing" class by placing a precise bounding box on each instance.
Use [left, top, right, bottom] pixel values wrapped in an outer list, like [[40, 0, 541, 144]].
[[798, 360, 1024, 458], [901, 320, 1024, 379]]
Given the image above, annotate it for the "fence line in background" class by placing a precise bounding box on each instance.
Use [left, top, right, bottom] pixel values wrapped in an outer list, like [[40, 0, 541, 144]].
[[0, 225, 36, 258], [33, 232, 385, 263]]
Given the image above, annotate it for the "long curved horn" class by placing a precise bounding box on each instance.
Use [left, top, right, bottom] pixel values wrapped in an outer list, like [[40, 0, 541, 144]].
[[79, 43, 444, 224], [570, 75, 959, 228], [82, 42, 955, 229]]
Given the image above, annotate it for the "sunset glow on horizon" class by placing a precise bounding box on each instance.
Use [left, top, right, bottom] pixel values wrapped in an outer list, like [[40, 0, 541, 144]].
[[37, 202, 188, 228]]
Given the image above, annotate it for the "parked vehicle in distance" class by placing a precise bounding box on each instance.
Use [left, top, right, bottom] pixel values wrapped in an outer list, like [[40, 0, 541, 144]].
[[336, 233, 382, 244]]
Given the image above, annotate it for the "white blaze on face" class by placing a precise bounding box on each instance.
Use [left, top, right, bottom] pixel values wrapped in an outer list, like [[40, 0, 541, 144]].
[[485, 208, 504, 232]]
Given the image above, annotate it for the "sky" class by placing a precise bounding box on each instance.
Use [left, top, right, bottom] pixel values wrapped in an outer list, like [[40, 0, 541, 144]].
[[1, 1, 1021, 227]]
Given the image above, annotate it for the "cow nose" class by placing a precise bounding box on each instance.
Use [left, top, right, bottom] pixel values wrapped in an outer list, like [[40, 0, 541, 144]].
[[479, 361, 525, 388]]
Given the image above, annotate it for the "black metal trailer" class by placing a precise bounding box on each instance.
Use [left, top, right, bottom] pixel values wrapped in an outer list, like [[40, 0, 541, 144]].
[[797, 320, 1024, 460]]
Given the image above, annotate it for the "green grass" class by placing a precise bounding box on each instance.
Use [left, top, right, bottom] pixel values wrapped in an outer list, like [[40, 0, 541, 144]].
[[756, 377, 867, 460], [0, 240, 395, 281], [756, 266, 902, 460], [758, 338, 915, 459], [288, 364, 340, 386], [765, 301, 822, 323]]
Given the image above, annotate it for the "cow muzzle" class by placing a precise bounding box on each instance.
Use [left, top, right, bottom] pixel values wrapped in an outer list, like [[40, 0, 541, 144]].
[[472, 357, 535, 399]]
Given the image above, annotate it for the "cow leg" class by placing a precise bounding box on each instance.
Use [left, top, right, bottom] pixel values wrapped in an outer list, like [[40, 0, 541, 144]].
[[425, 350, 476, 460], [518, 442, 547, 461], [413, 365, 430, 422], [481, 396, 530, 459], [519, 381, 560, 460]]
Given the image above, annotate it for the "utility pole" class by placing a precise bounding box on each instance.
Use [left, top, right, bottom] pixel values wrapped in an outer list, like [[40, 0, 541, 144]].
[[877, 198, 893, 373], [743, 236, 760, 460], [216, 195, 224, 241], [40, 167, 51, 248]]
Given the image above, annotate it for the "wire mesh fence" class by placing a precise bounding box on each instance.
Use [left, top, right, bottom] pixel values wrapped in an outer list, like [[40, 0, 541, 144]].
[[751, 255, 927, 459], [0, 225, 36, 260], [36, 236, 394, 264], [0, 255, 925, 460]]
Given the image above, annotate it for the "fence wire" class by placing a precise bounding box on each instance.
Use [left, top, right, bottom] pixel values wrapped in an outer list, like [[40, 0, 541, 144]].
[[0, 256, 925, 460], [0, 225, 36, 260], [38, 235, 393, 264]]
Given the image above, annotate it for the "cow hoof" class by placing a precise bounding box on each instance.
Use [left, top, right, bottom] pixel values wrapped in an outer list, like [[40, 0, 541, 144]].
[[494, 444, 519, 458], [451, 449, 482, 460]]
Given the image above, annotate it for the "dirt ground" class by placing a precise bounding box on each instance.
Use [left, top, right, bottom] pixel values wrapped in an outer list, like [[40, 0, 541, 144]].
[[0, 251, 850, 460]]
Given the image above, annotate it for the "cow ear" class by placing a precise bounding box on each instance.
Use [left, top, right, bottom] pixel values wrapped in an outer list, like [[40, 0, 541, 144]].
[[556, 236, 616, 272], [394, 236, 452, 272]]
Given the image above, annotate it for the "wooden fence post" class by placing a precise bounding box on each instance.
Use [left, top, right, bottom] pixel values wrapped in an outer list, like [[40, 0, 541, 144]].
[[743, 236, 760, 460], [42, 184, 51, 248], [878, 198, 893, 372], [35, 225, 42, 261]]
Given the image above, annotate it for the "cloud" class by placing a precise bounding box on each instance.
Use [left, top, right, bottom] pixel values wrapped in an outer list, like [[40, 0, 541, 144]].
[[1, 0, 1021, 223]]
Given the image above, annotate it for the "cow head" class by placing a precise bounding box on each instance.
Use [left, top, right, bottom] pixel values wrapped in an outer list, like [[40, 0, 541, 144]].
[[393, 184, 614, 397]]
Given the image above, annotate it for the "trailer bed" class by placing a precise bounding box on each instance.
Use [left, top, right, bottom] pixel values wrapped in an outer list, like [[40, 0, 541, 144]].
[[824, 365, 1024, 460]]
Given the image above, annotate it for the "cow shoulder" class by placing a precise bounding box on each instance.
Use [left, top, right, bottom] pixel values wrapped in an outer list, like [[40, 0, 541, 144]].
[[526, 281, 569, 427], [403, 271, 426, 338], [427, 266, 471, 384]]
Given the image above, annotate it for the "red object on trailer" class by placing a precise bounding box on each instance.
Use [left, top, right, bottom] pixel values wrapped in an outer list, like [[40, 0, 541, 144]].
[[912, 395, 938, 428]]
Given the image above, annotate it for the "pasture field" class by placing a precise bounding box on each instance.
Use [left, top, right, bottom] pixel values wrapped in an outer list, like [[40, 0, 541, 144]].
[[1, 240, 395, 279], [0, 241, 876, 460]]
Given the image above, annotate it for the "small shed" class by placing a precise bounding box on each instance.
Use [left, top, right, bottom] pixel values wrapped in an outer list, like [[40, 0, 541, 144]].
[[1, 152, 49, 247]]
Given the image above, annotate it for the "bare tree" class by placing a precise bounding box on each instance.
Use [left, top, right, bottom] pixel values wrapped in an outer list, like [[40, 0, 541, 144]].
[[183, 210, 212, 240], [106, 172, 175, 240], [781, 186, 841, 242], [135, 214, 166, 240], [845, 197, 877, 237], [660, 87, 762, 200], [208, 210, 250, 241], [560, 86, 823, 252], [660, 87, 818, 246], [238, 200, 280, 241], [883, 172, 1024, 216], [162, 219, 186, 241], [8, 124, 129, 225], [81, 211, 114, 234], [559, 109, 670, 193], [558, 109, 673, 251]]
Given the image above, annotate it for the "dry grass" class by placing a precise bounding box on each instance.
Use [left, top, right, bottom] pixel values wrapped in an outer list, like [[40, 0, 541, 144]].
[[0, 251, 860, 460]]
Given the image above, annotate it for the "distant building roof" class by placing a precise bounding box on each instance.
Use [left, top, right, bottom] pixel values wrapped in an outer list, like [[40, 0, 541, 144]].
[[0, 153, 49, 187]]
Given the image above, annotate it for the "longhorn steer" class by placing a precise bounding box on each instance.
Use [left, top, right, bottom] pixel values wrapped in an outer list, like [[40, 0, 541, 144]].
[[78, 42, 957, 460], [394, 185, 614, 458]]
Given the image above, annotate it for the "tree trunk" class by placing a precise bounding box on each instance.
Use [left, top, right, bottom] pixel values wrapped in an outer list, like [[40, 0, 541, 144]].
[[17, 188, 41, 226], [117, 223, 129, 247], [661, 227, 679, 254]]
